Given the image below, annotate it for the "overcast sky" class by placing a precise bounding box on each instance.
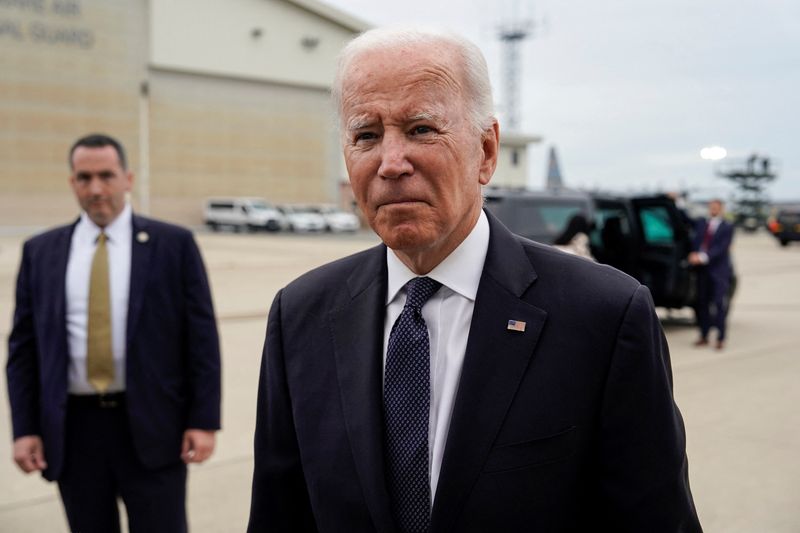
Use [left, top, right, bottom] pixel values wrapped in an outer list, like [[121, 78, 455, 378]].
[[325, 0, 800, 201]]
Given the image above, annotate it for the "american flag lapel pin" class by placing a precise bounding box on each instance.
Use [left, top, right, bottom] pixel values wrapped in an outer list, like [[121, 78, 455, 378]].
[[507, 319, 526, 332]]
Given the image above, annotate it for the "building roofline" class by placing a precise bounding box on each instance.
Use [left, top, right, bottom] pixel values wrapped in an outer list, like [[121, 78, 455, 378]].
[[500, 131, 543, 146], [284, 0, 372, 33], [148, 64, 333, 92]]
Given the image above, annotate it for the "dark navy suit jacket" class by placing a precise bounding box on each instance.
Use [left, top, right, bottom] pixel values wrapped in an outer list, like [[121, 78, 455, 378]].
[[248, 211, 701, 532], [691, 218, 734, 284], [7, 214, 221, 481]]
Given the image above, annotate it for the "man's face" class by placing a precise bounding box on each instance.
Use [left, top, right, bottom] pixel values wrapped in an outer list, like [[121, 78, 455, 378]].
[[341, 45, 498, 268], [69, 145, 133, 228], [709, 200, 723, 218]]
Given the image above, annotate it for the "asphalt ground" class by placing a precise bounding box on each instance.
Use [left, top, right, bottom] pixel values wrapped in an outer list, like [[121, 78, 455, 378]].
[[0, 228, 797, 532]]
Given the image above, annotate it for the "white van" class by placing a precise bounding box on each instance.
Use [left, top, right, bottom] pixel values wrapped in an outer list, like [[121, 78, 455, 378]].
[[204, 198, 286, 232]]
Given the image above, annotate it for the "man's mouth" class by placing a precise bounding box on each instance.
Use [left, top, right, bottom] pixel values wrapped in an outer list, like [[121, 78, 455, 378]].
[[378, 198, 426, 208]]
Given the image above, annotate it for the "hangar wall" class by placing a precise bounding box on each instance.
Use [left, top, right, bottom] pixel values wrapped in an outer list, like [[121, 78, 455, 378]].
[[0, 0, 147, 226], [146, 69, 338, 223], [0, 0, 363, 227]]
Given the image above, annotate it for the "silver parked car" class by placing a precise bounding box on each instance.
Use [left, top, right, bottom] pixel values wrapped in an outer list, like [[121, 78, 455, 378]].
[[204, 197, 286, 232], [277, 205, 327, 232], [311, 205, 361, 232]]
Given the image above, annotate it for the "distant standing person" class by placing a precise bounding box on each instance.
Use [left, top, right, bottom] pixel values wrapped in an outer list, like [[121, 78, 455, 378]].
[[552, 213, 595, 260], [6, 133, 222, 532], [689, 199, 734, 350]]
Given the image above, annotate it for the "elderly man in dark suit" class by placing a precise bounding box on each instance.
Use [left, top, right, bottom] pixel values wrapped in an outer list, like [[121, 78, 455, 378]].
[[689, 199, 735, 350], [7, 133, 221, 533], [248, 28, 701, 533]]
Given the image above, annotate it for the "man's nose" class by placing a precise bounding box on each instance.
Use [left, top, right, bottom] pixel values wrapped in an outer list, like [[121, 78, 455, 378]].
[[377, 133, 413, 179], [87, 176, 104, 195]]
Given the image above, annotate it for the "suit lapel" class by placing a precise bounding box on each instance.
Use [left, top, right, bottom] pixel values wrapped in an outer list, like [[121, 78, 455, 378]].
[[48, 223, 77, 366], [329, 245, 396, 533], [432, 212, 548, 532], [126, 215, 152, 346]]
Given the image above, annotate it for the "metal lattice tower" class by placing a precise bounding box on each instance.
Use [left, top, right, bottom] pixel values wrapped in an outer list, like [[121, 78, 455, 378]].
[[717, 153, 779, 230], [498, 22, 532, 132]]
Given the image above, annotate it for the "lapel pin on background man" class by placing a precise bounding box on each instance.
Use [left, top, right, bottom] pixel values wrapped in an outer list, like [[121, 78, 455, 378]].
[[248, 28, 701, 532], [7, 133, 222, 533]]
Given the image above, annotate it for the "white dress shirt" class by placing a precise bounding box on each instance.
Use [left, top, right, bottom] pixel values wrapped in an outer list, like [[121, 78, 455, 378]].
[[65, 203, 132, 394], [384, 210, 490, 503]]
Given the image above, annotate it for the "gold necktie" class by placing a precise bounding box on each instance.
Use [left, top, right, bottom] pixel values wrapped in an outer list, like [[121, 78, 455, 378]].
[[87, 232, 114, 392]]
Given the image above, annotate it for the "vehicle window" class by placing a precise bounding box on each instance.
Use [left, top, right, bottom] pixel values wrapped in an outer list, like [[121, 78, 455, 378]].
[[778, 212, 800, 224], [484, 196, 590, 242], [513, 203, 586, 237], [250, 201, 271, 210], [538, 206, 584, 235], [639, 206, 674, 244], [590, 207, 630, 248], [210, 202, 233, 209]]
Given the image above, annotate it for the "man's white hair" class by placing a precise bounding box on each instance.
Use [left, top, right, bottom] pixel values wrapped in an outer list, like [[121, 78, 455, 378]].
[[332, 27, 496, 134]]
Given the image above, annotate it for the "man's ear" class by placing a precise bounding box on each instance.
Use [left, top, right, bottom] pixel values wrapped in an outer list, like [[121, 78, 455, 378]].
[[478, 120, 500, 186]]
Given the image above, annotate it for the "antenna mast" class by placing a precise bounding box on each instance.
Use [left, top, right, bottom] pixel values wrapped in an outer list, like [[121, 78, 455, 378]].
[[498, 23, 530, 132], [498, 2, 538, 132]]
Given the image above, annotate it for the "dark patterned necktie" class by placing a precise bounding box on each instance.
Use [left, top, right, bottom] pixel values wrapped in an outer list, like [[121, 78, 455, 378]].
[[384, 276, 442, 533], [702, 221, 716, 251]]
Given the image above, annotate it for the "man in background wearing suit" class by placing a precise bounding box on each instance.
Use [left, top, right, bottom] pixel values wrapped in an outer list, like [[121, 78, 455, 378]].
[[248, 28, 701, 532], [7, 133, 221, 533], [689, 199, 735, 350]]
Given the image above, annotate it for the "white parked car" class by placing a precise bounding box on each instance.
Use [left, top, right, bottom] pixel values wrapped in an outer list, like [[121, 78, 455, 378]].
[[278, 205, 327, 232], [312, 205, 361, 232], [204, 198, 285, 232]]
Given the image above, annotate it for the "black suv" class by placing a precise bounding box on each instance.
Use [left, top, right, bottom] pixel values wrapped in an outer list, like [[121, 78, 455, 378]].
[[767, 209, 800, 246], [484, 189, 700, 310]]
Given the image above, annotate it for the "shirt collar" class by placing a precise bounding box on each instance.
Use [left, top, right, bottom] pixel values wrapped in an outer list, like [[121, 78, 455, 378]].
[[386, 210, 490, 305], [77, 202, 133, 243]]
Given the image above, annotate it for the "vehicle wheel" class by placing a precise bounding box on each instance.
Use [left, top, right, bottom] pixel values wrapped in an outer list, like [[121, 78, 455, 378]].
[[206, 221, 219, 232], [247, 224, 260, 233], [780, 239, 789, 247]]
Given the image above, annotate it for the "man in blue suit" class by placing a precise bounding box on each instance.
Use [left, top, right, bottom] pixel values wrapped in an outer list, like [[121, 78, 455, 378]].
[[248, 28, 700, 532], [7, 133, 221, 532], [689, 199, 735, 350]]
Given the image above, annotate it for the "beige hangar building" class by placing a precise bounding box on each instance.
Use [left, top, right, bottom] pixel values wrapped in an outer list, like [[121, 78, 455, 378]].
[[0, 0, 539, 227]]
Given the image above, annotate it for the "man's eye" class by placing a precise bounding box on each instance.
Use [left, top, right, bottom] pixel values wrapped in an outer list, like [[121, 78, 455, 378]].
[[410, 125, 434, 135], [354, 132, 377, 143]]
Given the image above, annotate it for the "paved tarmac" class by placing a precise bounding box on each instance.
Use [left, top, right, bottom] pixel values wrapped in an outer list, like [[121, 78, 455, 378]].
[[0, 228, 797, 532]]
